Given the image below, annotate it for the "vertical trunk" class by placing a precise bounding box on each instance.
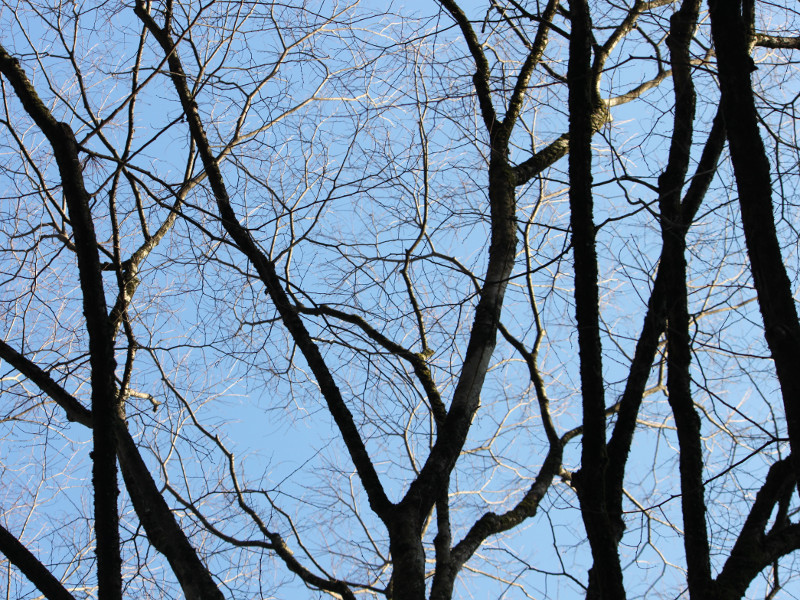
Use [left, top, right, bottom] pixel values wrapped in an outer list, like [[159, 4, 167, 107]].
[[566, 1, 625, 598], [429, 492, 454, 600], [709, 0, 800, 487], [53, 111, 122, 600], [388, 511, 426, 600], [405, 147, 518, 514], [604, 109, 726, 568], [60, 126, 122, 600], [0, 47, 123, 600], [658, 2, 711, 597]]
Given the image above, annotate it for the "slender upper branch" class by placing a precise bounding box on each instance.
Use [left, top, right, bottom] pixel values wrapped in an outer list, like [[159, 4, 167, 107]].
[[133, 1, 393, 524], [437, 0, 498, 132]]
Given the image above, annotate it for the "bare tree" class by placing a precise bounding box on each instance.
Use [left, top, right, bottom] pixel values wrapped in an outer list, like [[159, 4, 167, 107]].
[[2, 1, 800, 599]]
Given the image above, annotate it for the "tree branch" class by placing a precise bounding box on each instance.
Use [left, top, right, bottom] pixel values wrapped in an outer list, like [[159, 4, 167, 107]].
[[133, 0, 393, 523], [0, 43, 121, 599], [0, 524, 77, 600], [710, 0, 800, 491]]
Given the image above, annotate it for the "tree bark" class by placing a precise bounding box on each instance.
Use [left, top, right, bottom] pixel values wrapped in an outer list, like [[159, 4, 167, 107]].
[[709, 0, 800, 489], [0, 45, 122, 600], [0, 524, 77, 600], [567, 1, 625, 597], [658, 2, 712, 597]]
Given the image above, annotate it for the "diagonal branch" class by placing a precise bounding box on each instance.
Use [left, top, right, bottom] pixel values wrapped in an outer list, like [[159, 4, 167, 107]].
[[0, 523, 77, 600], [0, 338, 225, 600], [712, 457, 800, 599], [0, 340, 92, 426], [437, 0, 498, 132], [133, 0, 393, 522], [297, 303, 447, 423]]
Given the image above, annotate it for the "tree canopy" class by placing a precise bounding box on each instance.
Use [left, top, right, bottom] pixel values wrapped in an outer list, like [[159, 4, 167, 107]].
[[1, 1, 800, 599]]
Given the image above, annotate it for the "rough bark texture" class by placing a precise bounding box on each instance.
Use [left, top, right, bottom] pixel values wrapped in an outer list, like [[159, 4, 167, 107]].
[[5, 2, 800, 599], [0, 45, 122, 600], [567, 1, 625, 597], [658, 2, 711, 597], [709, 0, 800, 488]]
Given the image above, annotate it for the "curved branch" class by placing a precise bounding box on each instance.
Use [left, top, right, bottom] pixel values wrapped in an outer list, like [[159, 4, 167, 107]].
[[297, 303, 447, 424], [437, 0, 498, 131], [710, 0, 800, 490], [713, 458, 800, 599]]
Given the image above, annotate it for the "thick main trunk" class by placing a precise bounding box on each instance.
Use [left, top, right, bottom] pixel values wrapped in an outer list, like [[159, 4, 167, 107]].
[[566, 1, 626, 598], [388, 511, 426, 600], [709, 0, 800, 487]]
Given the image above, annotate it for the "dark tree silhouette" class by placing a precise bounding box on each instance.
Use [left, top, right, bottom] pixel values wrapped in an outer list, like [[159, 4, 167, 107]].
[[1, 1, 800, 599]]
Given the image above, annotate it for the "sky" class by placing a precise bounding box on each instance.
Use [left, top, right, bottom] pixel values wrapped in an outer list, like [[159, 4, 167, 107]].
[[1, 1, 800, 599]]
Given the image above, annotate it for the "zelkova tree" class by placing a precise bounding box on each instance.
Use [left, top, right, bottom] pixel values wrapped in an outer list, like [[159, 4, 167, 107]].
[[2, 0, 800, 598]]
